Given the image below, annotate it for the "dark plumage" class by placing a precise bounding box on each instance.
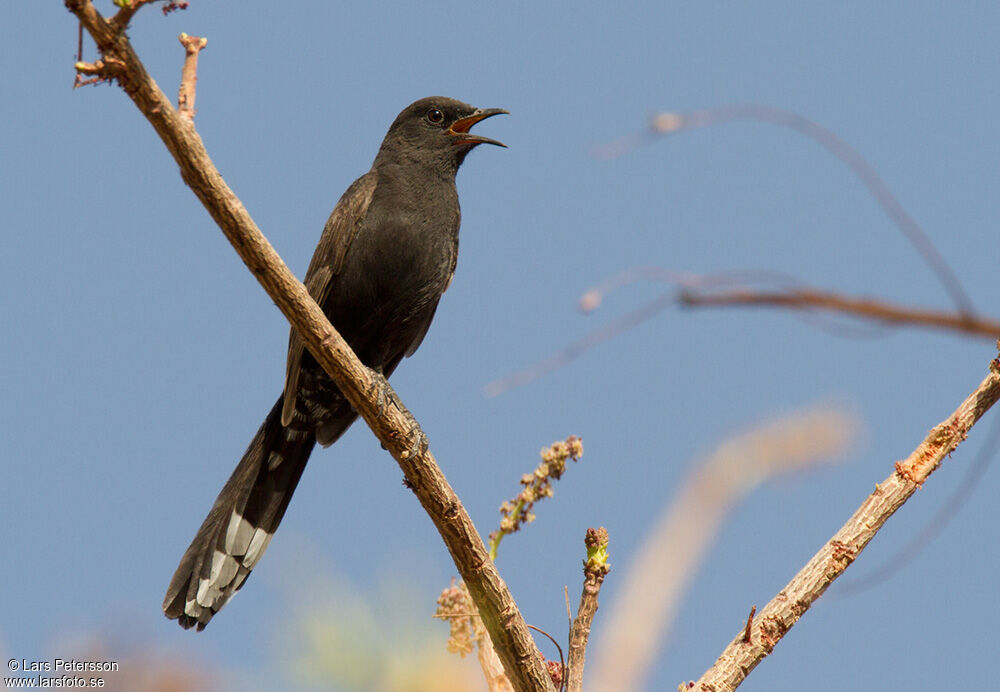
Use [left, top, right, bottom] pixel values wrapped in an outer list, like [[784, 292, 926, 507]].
[[163, 97, 506, 630]]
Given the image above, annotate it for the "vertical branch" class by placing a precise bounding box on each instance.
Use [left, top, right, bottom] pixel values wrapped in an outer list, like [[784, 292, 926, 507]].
[[177, 33, 207, 120], [566, 527, 609, 692]]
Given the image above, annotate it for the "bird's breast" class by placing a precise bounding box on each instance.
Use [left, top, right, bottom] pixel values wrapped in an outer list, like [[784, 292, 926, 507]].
[[322, 184, 460, 365]]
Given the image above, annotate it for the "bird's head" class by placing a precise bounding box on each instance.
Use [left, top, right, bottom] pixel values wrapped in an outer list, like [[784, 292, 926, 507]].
[[375, 96, 508, 174]]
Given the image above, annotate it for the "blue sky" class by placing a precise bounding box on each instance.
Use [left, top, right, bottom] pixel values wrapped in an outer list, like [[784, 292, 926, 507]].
[[3, 2, 999, 690]]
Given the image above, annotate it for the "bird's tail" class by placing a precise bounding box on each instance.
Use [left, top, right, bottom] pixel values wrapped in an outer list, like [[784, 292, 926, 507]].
[[163, 396, 316, 630]]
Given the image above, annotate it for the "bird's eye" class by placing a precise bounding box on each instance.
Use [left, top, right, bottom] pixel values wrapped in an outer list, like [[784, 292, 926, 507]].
[[426, 108, 445, 124]]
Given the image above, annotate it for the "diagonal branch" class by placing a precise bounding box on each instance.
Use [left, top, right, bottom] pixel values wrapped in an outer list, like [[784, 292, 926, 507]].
[[690, 353, 1000, 691], [64, 3, 553, 691], [589, 407, 855, 692]]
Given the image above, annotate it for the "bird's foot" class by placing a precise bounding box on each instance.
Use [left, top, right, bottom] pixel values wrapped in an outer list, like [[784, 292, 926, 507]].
[[367, 369, 392, 418], [401, 427, 429, 461], [366, 369, 426, 459]]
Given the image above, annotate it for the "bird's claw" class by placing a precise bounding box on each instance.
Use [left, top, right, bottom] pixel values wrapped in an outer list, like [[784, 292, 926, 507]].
[[403, 428, 429, 461], [367, 370, 391, 418]]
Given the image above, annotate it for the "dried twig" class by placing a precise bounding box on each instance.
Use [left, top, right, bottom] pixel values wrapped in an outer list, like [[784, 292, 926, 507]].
[[177, 33, 206, 120], [690, 354, 1000, 691], [680, 287, 1000, 339], [742, 606, 756, 644]]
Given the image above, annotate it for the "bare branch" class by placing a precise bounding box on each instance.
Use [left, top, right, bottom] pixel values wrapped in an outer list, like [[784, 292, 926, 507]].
[[690, 354, 1000, 691], [836, 414, 1000, 596], [566, 527, 610, 692], [177, 33, 207, 120], [680, 287, 1000, 339], [597, 104, 975, 318], [487, 269, 999, 396], [65, 3, 553, 690]]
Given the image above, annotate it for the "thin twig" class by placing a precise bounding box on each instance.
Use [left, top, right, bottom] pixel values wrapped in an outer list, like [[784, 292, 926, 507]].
[[177, 33, 206, 120], [74, 21, 84, 87], [691, 355, 1000, 691], [742, 606, 756, 644], [564, 586, 572, 634], [598, 104, 975, 318], [64, 3, 553, 690], [527, 625, 565, 692]]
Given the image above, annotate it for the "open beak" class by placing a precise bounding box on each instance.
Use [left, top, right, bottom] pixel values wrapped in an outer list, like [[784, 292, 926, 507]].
[[448, 107, 509, 147]]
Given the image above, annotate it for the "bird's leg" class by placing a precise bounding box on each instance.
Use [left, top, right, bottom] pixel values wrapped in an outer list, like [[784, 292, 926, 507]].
[[366, 368, 427, 459]]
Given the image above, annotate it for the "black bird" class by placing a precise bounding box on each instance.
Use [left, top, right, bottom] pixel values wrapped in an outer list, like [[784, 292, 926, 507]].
[[163, 97, 506, 630]]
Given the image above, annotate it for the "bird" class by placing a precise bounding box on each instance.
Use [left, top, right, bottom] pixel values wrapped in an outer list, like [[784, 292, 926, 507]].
[[163, 96, 507, 630]]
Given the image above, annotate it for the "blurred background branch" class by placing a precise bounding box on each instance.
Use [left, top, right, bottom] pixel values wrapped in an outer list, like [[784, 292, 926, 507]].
[[589, 407, 857, 692], [692, 356, 1000, 690]]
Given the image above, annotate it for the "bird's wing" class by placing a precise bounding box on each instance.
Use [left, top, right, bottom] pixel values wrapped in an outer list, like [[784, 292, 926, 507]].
[[403, 302, 439, 358], [281, 172, 378, 427], [403, 238, 458, 358]]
